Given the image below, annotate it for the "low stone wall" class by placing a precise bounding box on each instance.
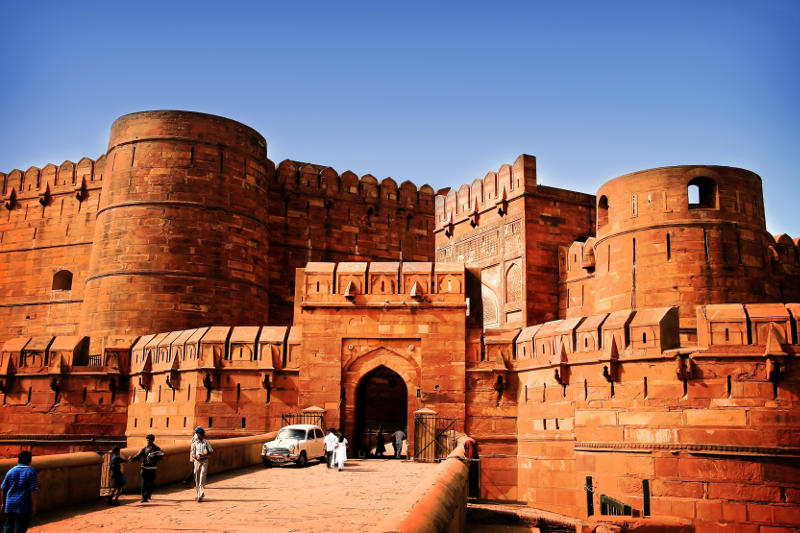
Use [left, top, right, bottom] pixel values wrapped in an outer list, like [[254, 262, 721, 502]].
[[120, 432, 276, 492], [0, 452, 103, 512], [373, 435, 471, 533], [0, 432, 276, 512]]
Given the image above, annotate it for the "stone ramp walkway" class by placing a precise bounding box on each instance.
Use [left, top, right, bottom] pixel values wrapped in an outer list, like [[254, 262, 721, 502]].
[[30, 458, 435, 532]]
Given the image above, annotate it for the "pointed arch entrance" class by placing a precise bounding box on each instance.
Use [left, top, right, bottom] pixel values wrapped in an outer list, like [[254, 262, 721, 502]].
[[355, 365, 407, 457], [342, 345, 420, 458]]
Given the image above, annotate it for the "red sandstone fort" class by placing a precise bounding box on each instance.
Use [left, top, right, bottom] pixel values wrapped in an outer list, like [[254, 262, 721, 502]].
[[1, 110, 799, 530]]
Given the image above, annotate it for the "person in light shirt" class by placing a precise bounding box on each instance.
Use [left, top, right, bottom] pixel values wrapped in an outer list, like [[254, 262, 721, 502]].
[[323, 428, 338, 469], [190, 427, 214, 502]]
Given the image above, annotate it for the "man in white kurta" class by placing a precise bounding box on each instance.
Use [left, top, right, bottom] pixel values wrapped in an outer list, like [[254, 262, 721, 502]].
[[323, 428, 338, 469], [190, 427, 214, 501]]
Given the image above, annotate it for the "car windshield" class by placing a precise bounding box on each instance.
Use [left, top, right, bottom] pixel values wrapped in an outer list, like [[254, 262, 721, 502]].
[[277, 429, 306, 440]]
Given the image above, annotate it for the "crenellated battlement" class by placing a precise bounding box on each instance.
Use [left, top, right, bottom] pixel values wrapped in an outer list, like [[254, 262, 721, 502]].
[[1, 156, 105, 206], [434, 154, 536, 230], [273, 159, 435, 208], [299, 261, 465, 305]]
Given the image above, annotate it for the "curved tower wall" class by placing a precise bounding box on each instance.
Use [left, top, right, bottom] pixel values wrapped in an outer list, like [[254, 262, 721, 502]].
[[591, 165, 773, 327], [80, 111, 270, 349]]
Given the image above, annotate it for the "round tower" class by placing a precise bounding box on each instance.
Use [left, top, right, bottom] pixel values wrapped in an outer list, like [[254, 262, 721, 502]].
[[80, 110, 270, 350], [591, 165, 777, 329]]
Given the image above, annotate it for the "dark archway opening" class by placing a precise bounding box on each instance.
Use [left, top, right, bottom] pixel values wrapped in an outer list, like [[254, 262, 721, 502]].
[[355, 365, 407, 458]]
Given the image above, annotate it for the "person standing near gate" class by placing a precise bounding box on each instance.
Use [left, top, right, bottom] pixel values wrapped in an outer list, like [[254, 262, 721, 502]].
[[375, 426, 386, 458], [128, 434, 164, 502], [323, 428, 337, 468], [0, 450, 38, 533], [392, 428, 406, 459], [190, 427, 214, 502]]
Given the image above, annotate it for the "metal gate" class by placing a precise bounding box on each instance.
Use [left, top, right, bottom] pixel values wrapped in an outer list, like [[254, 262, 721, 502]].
[[413, 413, 456, 462], [99, 452, 113, 496], [281, 412, 326, 430]]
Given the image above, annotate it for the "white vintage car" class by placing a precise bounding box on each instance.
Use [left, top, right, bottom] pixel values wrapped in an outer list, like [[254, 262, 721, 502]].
[[261, 424, 326, 467]]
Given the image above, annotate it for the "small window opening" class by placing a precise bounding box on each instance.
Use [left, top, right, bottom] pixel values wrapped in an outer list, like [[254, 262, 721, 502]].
[[183, 416, 187, 427], [642, 332, 647, 344], [584, 379, 588, 399], [555, 418, 560, 430], [644, 377, 648, 399], [725, 328, 729, 342], [381, 281, 385, 292], [666, 233, 671, 261], [737, 234, 743, 264], [82, 386, 87, 403], [688, 176, 717, 209], [134, 418, 138, 428], [542, 382, 547, 402], [727, 375, 732, 397], [543, 419, 547, 430], [703, 229, 709, 261], [149, 417, 153, 427], [598, 195, 609, 227], [209, 416, 214, 428], [241, 417, 246, 429], [52, 270, 73, 290], [166, 417, 170, 428], [632, 238, 636, 266], [610, 381, 615, 398], [316, 281, 320, 292]]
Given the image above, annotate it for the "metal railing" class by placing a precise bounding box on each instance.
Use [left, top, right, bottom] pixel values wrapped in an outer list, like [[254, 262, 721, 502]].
[[87, 354, 102, 367], [600, 494, 632, 516], [99, 452, 113, 496], [281, 412, 326, 430], [413, 413, 456, 462]]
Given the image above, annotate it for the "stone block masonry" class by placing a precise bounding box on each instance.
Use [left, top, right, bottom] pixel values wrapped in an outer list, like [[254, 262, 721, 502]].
[[1, 109, 800, 532]]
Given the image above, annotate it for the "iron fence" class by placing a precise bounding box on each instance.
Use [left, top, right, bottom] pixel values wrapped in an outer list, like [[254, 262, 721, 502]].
[[413, 413, 456, 462]]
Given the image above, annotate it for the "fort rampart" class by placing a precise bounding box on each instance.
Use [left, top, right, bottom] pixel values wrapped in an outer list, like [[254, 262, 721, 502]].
[[1, 110, 799, 531]]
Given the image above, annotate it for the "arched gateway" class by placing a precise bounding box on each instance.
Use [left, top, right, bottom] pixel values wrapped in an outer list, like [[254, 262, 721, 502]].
[[355, 365, 407, 456], [342, 347, 421, 458]]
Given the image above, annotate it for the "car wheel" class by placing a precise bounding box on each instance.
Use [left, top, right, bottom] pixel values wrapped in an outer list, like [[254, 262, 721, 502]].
[[262, 457, 272, 468], [296, 452, 307, 468]]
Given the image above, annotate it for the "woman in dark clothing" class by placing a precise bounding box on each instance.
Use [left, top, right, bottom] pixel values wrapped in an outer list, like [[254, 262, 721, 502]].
[[375, 426, 386, 458]]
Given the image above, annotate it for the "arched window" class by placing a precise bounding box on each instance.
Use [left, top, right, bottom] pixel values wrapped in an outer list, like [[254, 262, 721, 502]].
[[52, 270, 73, 290], [597, 195, 609, 227], [688, 177, 717, 209]]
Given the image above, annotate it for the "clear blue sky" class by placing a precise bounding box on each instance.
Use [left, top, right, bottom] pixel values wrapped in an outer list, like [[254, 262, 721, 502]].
[[1, 1, 798, 235]]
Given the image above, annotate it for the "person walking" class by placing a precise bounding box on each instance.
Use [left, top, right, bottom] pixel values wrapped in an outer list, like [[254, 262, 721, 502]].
[[190, 427, 213, 502], [375, 426, 386, 458], [333, 434, 347, 471], [0, 450, 38, 533], [182, 429, 199, 487], [392, 428, 406, 459], [323, 428, 337, 468], [107, 447, 126, 506], [128, 434, 164, 502]]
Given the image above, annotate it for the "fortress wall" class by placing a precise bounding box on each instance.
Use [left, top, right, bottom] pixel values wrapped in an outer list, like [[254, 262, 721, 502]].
[[524, 187, 595, 326], [435, 155, 594, 330], [509, 306, 800, 529], [0, 157, 105, 341], [80, 111, 271, 351], [266, 161, 436, 325]]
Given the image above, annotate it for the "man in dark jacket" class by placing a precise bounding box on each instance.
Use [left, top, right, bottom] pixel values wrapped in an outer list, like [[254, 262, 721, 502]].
[[128, 434, 164, 502]]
